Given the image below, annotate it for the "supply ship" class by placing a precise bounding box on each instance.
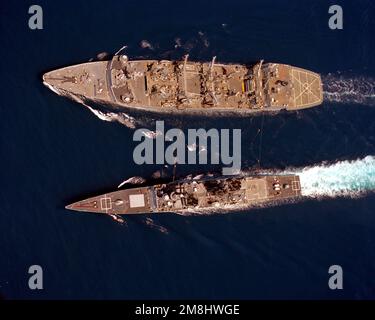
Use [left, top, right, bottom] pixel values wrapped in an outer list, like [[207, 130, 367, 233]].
[[66, 174, 301, 215], [43, 55, 323, 113]]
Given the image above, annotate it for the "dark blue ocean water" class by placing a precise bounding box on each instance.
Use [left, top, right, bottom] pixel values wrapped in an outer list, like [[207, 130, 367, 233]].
[[1, 0, 375, 299]]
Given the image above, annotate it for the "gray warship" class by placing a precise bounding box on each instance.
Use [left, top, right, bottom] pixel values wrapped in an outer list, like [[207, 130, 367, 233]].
[[43, 55, 323, 113], [66, 174, 301, 215]]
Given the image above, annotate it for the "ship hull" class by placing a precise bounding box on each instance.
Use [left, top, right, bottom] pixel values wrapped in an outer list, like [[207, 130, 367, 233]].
[[43, 57, 323, 114], [66, 174, 302, 216]]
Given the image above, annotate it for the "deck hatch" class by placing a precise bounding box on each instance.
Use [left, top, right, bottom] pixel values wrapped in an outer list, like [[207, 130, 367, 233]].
[[129, 194, 145, 208]]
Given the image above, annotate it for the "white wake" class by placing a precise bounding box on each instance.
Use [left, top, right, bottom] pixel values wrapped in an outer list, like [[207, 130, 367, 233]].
[[323, 74, 375, 106], [283, 156, 375, 198]]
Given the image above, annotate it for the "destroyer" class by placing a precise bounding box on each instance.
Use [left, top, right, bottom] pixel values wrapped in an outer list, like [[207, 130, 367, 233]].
[[43, 55, 323, 113], [66, 174, 301, 215]]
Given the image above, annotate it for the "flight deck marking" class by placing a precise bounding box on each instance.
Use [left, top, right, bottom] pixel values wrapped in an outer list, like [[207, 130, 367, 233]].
[[292, 180, 301, 196], [100, 194, 112, 213], [292, 70, 319, 106]]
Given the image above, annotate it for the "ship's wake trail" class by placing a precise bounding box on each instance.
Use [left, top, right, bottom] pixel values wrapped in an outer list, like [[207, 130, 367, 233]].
[[178, 156, 375, 216], [50, 87, 141, 129], [283, 156, 375, 199], [84, 105, 137, 129], [322, 74, 375, 106]]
